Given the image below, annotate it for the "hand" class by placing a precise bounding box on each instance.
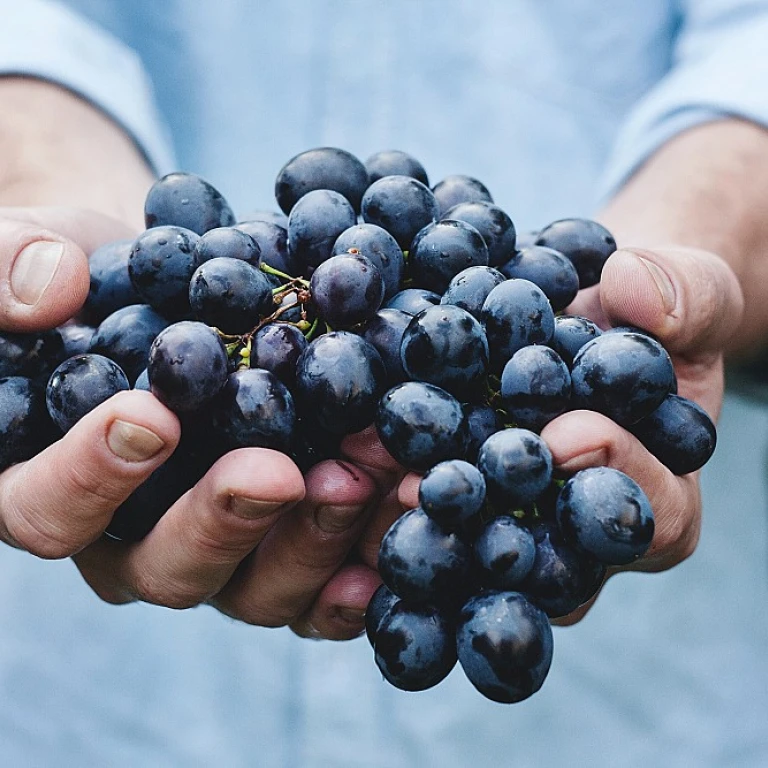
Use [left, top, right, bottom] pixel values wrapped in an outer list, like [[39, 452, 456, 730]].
[[0, 206, 382, 639]]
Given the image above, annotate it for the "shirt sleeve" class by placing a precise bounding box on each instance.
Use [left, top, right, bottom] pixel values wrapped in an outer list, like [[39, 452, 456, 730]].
[[598, 0, 768, 200], [0, 0, 175, 176]]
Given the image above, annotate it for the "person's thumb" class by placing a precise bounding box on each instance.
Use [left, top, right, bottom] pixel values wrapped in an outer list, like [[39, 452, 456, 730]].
[[598, 246, 744, 355], [0, 208, 134, 332]]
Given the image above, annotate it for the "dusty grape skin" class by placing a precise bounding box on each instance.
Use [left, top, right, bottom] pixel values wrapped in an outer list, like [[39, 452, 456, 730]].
[[275, 146, 369, 214], [83, 238, 141, 323], [480, 278, 555, 373], [365, 150, 429, 186], [476, 428, 553, 508], [0, 329, 65, 384], [474, 516, 536, 589], [570, 331, 676, 427], [211, 368, 296, 453], [235, 220, 300, 276], [499, 245, 579, 312], [144, 172, 235, 235], [373, 600, 457, 692], [360, 308, 411, 385], [365, 583, 400, 646], [360, 175, 440, 250], [629, 393, 717, 475], [58, 323, 95, 359], [128, 225, 202, 320], [332, 223, 405, 299], [400, 304, 489, 399], [556, 467, 655, 565], [287, 189, 357, 272], [89, 304, 169, 385], [431, 174, 493, 217], [46, 354, 130, 433], [148, 321, 229, 413], [535, 217, 616, 289], [409, 220, 490, 294], [295, 332, 387, 435], [550, 315, 602, 367], [375, 381, 468, 472], [252, 323, 307, 388], [309, 252, 385, 328], [194, 227, 261, 266], [385, 288, 441, 316], [379, 507, 471, 604], [440, 265, 506, 320], [463, 403, 503, 463], [456, 590, 553, 704], [418, 459, 486, 530], [237, 210, 288, 229], [442, 201, 516, 266], [500, 345, 571, 431], [0, 376, 56, 471]]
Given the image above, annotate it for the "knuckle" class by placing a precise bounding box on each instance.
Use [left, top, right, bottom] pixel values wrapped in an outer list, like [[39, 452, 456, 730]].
[[131, 571, 202, 610], [4, 507, 80, 559]]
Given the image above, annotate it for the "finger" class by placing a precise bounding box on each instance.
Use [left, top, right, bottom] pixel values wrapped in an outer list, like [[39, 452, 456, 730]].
[[598, 247, 744, 355], [355, 483, 410, 570], [291, 563, 382, 641], [398, 472, 421, 510], [542, 410, 700, 572], [0, 390, 179, 559], [341, 425, 406, 491], [74, 448, 306, 608], [210, 459, 378, 626]]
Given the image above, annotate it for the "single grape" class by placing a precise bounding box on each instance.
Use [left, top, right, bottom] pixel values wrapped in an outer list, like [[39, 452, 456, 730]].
[[499, 245, 579, 312], [365, 150, 429, 186], [440, 265, 506, 320], [57, 322, 95, 359], [463, 403, 503, 463], [83, 238, 141, 323], [474, 516, 536, 589], [418, 459, 486, 530], [365, 583, 400, 646], [251, 323, 308, 388], [0, 376, 56, 471], [0, 329, 65, 384], [431, 174, 493, 217], [360, 308, 411, 385], [385, 288, 441, 316], [550, 315, 602, 367], [236, 220, 300, 276], [443, 201, 516, 266], [194, 226, 261, 266]]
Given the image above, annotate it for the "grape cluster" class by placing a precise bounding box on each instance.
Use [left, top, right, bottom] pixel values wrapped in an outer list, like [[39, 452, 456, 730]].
[[0, 147, 717, 703]]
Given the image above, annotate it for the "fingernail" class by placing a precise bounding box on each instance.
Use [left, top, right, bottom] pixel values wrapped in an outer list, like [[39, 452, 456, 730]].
[[314, 504, 364, 534], [10, 240, 65, 305], [107, 419, 166, 462], [229, 496, 286, 520], [336, 607, 366, 625], [637, 256, 676, 314], [557, 447, 608, 474]]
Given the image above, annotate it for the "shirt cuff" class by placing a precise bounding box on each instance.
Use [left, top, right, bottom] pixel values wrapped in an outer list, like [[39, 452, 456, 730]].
[[0, 0, 175, 176]]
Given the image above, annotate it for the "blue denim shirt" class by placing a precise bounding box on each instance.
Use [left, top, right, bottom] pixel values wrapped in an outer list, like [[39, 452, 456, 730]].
[[0, 1, 767, 765]]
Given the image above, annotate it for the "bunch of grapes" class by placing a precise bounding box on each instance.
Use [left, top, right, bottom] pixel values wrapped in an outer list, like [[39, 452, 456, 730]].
[[0, 147, 717, 703]]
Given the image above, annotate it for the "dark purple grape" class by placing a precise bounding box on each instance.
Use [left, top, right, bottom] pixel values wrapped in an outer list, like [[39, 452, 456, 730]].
[[0, 376, 56, 471], [443, 201, 516, 267], [570, 331, 676, 427], [89, 304, 169, 385], [556, 467, 655, 565], [275, 147, 369, 214], [376, 381, 468, 472], [144, 172, 235, 235], [440, 266, 506, 320], [409, 220, 490, 294], [211, 368, 296, 453], [385, 288, 441, 316], [365, 150, 429, 186], [463, 403, 503, 463], [500, 346, 571, 431], [287, 189, 357, 272], [456, 590, 553, 704], [629, 393, 717, 475], [360, 308, 411, 385], [431, 175, 493, 217], [522, 520, 606, 618], [361, 175, 440, 250], [514, 230, 539, 251], [295, 332, 386, 435], [418, 459, 486, 530], [0, 329, 65, 384], [400, 304, 489, 399], [535, 218, 616, 289], [481, 279, 556, 373], [289, 416, 342, 473], [128, 226, 201, 319], [365, 583, 400, 646], [373, 600, 457, 692], [309, 252, 384, 328], [57, 322, 95, 359], [194, 227, 260, 266], [476, 428, 553, 508], [379, 507, 471, 604], [147, 321, 228, 413], [332, 223, 405, 299], [550, 315, 602, 367], [189, 257, 274, 334], [474, 516, 536, 589], [83, 238, 141, 323], [252, 323, 307, 388], [235, 220, 299, 276], [237, 210, 288, 228], [499, 246, 579, 312], [46, 354, 130, 432]]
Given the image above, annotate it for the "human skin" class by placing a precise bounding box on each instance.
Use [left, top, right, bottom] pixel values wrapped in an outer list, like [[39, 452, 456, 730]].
[[0, 78, 751, 637]]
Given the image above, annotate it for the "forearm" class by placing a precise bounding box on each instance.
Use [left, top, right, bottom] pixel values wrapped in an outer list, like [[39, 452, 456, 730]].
[[0, 77, 154, 228], [598, 118, 768, 355]]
